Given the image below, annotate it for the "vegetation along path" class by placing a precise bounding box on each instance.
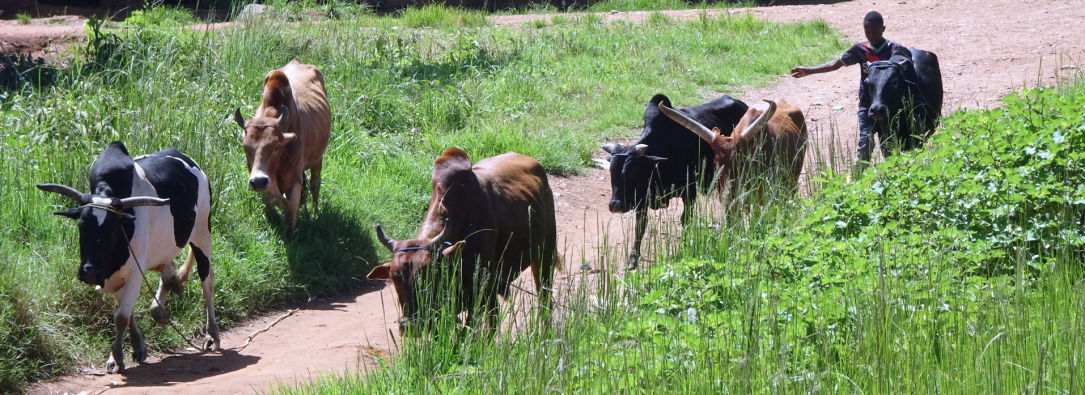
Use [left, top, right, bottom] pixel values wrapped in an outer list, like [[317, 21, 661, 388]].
[[27, 0, 1084, 393]]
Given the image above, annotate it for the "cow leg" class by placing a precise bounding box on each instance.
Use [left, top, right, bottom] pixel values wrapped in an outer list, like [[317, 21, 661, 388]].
[[107, 278, 143, 373], [309, 162, 322, 214], [189, 243, 221, 351], [128, 315, 148, 364], [285, 183, 302, 233], [530, 260, 554, 323], [149, 261, 178, 329], [626, 208, 648, 270], [680, 194, 696, 225]]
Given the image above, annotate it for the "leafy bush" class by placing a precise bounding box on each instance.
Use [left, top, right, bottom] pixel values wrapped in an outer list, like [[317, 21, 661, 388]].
[[123, 6, 199, 28], [626, 81, 1085, 391]]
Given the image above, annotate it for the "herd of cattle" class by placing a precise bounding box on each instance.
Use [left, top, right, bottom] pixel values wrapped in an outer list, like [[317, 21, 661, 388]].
[[35, 48, 942, 373]]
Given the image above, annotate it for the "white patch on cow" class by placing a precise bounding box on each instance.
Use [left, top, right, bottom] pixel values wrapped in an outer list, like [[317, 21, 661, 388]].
[[90, 196, 112, 226]]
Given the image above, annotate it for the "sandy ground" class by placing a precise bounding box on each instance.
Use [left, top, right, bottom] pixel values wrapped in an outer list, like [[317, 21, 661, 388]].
[[21, 0, 1085, 393]]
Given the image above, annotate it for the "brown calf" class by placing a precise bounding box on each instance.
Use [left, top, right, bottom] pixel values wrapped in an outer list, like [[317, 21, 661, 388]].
[[234, 60, 331, 232], [659, 99, 808, 204], [367, 148, 557, 335]]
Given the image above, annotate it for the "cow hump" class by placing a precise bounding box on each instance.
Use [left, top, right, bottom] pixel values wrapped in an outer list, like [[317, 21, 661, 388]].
[[89, 141, 135, 198], [261, 70, 293, 114]]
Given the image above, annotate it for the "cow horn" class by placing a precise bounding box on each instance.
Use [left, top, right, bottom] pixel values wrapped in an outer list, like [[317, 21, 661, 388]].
[[119, 196, 171, 209], [737, 100, 776, 141], [36, 183, 84, 202], [657, 102, 716, 143], [276, 105, 288, 125], [430, 218, 451, 246], [233, 108, 247, 129], [375, 224, 395, 251]]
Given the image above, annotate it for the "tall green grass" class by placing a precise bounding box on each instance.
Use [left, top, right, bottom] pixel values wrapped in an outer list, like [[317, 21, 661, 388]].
[[0, 5, 842, 391], [284, 79, 1085, 392], [585, 0, 754, 12]]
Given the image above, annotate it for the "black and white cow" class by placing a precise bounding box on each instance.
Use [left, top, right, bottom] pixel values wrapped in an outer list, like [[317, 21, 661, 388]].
[[37, 141, 220, 373], [865, 46, 943, 154]]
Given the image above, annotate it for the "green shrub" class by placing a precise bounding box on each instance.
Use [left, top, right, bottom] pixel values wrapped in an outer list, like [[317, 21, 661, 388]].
[[123, 6, 199, 28]]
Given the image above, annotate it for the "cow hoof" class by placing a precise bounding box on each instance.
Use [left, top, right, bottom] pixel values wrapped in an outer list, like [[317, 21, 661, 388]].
[[149, 306, 168, 326], [625, 256, 640, 271], [132, 348, 148, 364], [202, 336, 221, 351], [106, 359, 124, 374]]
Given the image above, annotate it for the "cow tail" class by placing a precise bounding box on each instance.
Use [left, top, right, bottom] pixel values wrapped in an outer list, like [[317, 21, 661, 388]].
[[176, 246, 198, 285]]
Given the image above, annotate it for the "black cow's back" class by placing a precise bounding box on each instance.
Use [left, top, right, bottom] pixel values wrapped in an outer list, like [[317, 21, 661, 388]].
[[136, 149, 203, 248], [640, 94, 749, 193], [909, 48, 943, 118]]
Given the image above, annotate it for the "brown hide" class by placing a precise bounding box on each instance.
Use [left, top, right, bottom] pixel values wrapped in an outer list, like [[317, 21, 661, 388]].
[[660, 99, 808, 204], [237, 60, 331, 232], [367, 148, 557, 334]]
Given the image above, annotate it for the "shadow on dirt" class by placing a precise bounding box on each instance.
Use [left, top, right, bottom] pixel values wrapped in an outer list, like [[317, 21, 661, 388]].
[[0, 48, 58, 91], [110, 349, 259, 388]]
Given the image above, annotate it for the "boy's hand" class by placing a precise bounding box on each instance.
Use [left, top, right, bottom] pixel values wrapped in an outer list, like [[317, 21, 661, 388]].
[[790, 67, 809, 78]]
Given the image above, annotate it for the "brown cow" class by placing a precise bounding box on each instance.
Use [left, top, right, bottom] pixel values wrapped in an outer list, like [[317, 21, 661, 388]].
[[367, 147, 558, 335], [234, 60, 331, 232], [658, 99, 808, 205]]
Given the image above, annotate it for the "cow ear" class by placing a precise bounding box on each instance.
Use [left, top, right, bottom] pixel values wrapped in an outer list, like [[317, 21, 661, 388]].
[[367, 263, 392, 280], [281, 133, 297, 144], [53, 208, 80, 219], [601, 143, 618, 154], [441, 241, 466, 256]]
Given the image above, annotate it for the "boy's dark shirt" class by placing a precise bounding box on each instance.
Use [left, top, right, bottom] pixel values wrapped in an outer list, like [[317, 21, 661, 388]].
[[841, 40, 904, 107]]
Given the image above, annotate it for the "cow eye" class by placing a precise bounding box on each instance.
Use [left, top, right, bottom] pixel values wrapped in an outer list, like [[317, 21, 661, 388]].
[[891, 79, 899, 88]]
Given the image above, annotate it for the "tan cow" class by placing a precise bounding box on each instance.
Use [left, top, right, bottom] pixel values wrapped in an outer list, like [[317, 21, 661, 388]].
[[659, 99, 808, 205], [234, 60, 331, 232], [367, 147, 558, 335]]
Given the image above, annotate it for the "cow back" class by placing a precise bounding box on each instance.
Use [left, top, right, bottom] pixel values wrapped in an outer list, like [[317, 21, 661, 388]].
[[640, 94, 749, 196], [472, 153, 556, 293], [135, 149, 207, 248], [267, 60, 331, 173], [909, 48, 943, 118]]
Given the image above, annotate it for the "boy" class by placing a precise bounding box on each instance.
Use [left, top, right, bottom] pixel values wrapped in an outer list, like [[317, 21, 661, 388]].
[[790, 11, 904, 172]]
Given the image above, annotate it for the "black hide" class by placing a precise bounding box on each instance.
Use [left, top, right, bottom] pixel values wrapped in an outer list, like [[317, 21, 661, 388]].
[[607, 94, 749, 212], [865, 47, 943, 153]]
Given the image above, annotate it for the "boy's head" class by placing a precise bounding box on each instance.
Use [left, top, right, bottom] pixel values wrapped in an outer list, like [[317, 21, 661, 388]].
[[863, 11, 885, 45]]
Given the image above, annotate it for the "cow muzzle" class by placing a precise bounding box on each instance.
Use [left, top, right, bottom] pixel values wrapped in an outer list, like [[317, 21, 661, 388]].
[[249, 176, 270, 191], [609, 199, 631, 213], [78, 263, 102, 286], [869, 105, 888, 121]]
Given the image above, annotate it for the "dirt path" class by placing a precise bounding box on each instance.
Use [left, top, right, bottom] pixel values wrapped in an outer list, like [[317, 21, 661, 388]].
[[25, 1, 1085, 393]]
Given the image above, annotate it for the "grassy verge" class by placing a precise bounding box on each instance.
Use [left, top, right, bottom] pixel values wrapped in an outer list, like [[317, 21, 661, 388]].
[[0, 5, 843, 391], [283, 82, 1085, 392]]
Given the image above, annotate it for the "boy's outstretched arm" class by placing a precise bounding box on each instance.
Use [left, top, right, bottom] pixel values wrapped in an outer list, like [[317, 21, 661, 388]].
[[791, 59, 845, 78]]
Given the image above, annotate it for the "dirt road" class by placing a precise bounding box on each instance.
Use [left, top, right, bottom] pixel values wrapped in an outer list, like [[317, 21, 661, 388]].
[[25, 0, 1085, 393]]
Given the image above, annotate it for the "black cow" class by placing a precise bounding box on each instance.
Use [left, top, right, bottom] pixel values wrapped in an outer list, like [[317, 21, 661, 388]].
[[602, 94, 748, 270], [866, 47, 943, 154], [37, 141, 220, 374]]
